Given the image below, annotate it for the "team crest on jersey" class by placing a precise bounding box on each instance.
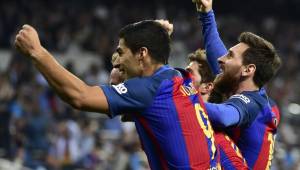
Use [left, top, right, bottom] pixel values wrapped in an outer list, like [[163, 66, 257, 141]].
[[112, 83, 128, 94], [230, 94, 250, 104], [180, 82, 198, 96]]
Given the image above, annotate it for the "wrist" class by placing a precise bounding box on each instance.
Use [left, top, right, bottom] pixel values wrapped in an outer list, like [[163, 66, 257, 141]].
[[30, 46, 47, 61], [205, 8, 212, 13], [198, 10, 214, 17]]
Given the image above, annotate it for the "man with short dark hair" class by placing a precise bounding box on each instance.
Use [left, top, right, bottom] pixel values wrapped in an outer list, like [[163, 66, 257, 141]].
[[15, 20, 219, 169]]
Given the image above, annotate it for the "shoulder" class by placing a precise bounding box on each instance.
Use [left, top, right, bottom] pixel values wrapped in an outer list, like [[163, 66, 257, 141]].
[[225, 91, 263, 127], [226, 92, 259, 108], [152, 66, 182, 81]]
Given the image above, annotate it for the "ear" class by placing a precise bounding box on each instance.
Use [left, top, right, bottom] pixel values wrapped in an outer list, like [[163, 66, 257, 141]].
[[242, 64, 256, 76], [206, 82, 214, 93], [200, 82, 214, 94], [138, 47, 148, 60]]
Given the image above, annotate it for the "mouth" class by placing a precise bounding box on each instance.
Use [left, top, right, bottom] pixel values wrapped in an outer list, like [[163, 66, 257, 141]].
[[219, 65, 225, 74], [113, 64, 120, 69], [114, 64, 124, 74]]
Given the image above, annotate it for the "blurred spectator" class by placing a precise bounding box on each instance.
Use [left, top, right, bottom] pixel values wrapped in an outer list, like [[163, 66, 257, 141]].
[[0, 72, 15, 158], [1, 0, 300, 169]]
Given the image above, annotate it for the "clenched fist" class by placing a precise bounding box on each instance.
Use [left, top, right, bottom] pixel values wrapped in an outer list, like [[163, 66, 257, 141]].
[[192, 0, 213, 13], [15, 24, 43, 59], [155, 19, 174, 36]]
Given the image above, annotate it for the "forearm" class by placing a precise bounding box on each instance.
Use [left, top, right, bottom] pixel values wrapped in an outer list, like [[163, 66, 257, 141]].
[[31, 48, 89, 108], [205, 102, 240, 128], [198, 10, 227, 75], [15, 25, 109, 114]]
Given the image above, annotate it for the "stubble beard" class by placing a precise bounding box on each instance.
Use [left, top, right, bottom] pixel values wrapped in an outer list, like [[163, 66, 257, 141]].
[[208, 72, 241, 103]]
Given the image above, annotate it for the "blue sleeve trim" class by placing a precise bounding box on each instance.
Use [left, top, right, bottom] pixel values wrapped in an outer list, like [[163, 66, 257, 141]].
[[198, 10, 228, 75]]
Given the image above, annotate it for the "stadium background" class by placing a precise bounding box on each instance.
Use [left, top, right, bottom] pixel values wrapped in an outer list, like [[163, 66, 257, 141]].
[[0, 0, 300, 169]]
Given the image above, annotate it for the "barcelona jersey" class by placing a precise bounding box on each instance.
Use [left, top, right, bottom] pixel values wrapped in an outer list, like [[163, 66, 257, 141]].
[[214, 131, 248, 170], [224, 89, 279, 170], [101, 65, 219, 170], [198, 10, 280, 170]]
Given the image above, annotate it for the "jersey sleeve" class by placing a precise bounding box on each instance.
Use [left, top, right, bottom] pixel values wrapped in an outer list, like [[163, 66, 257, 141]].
[[198, 10, 228, 75], [101, 77, 158, 118], [224, 94, 259, 127], [205, 102, 240, 128]]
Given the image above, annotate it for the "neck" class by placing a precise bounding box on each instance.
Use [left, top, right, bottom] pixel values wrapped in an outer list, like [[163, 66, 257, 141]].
[[142, 62, 164, 76], [236, 79, 259, 94], [201, 94, 210, 102]]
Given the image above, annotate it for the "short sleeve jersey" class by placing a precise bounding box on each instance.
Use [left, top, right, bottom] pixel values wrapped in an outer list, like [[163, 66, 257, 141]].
[[101, 65, 219, 170], [224, 89, 280, 169]]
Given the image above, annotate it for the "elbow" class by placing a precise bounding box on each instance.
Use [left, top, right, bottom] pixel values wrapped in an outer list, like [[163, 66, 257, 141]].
[[219, 120, 233, 128], [63, 87, 88, 110], [69, 98, 84, 110], [212, 119, 231, 128], [216, 115, 237, 128]]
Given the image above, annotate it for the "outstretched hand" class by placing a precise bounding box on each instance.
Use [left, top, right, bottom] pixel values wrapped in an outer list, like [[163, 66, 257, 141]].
[[15, 24, 43, 59], [192, 0, 213, 13]]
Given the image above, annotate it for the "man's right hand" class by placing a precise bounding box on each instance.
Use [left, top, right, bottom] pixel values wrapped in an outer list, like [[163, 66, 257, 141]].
[[15, 24, 44, 59], [192, 0, 213, 13]]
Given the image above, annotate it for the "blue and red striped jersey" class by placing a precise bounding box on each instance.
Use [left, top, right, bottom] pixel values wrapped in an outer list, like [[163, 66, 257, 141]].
[[101, 65, 219, 170], [224, 90, 279, 170], [198, 10, 280, 169], [214, 131, 248, 170]]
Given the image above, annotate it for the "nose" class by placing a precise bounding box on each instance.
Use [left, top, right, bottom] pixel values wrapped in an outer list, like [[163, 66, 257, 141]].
[[217, 54, 227, 65], [113, 56, 121, 68], [185, 65, 191, 71], [185, 63, 193, 73]]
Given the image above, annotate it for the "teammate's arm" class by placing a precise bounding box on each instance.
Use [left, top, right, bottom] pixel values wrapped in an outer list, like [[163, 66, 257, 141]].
[[15, 25, 109, 114], [194, 0, 227, 75], [205, 102, 240, 127], [205, 93, 259, 128]]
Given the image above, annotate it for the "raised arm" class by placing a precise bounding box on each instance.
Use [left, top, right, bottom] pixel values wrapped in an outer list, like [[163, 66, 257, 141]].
[[15, 25, 109, 114], [194, 0, 227, 75]]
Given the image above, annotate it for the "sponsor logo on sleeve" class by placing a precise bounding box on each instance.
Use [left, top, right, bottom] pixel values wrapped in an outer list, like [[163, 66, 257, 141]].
[[112, 83, 128, 94], [230, 94, 250, 104]]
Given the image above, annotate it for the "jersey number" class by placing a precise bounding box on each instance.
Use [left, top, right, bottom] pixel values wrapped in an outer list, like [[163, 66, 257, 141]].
[[266, 133, 275, 170], [194, 103, 217, 159]]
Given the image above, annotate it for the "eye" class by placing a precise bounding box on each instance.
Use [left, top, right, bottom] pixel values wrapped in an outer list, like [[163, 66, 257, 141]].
[[116, 48, 123, 56], [227, 51, 234, 58]]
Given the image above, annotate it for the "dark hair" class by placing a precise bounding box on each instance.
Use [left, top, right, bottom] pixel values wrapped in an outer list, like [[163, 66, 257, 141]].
[[239, 32, 281, 88], [119, 20, 170, 64], [188, 49, 215, 83]]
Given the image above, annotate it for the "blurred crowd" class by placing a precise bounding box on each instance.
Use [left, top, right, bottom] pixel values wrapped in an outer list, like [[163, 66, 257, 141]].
[[0, 0, 300, 169]]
